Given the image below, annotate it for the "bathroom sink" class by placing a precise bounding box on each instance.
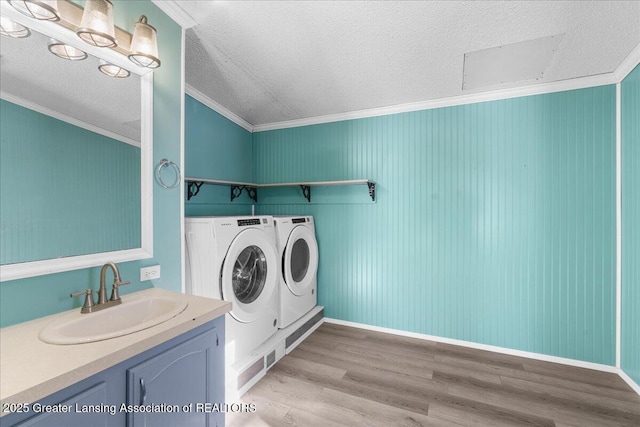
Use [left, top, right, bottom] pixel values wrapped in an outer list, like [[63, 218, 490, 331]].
[[39, 293, 188, 345]]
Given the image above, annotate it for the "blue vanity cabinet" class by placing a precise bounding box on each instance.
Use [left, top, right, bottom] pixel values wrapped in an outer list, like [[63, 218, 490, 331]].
[[2, 316, 225, 427], [126, 327, 223, 427], [10, 382, 112, 427]]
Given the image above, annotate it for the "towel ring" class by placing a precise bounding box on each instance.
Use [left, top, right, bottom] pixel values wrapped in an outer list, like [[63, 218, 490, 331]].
[[155, 159, 181, 189]]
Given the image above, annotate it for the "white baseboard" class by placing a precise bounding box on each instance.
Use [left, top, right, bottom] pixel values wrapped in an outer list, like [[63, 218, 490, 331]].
[[324, 318, 640, 398], [618, 369, 640, 396], [323, 318, 618, 374]]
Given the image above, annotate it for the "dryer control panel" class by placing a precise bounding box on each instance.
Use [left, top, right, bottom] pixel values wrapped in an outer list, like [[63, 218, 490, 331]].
[[237, 218, 262, 227]]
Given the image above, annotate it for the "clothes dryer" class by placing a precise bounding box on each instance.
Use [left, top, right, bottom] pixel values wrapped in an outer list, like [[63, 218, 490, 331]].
[[273, 216, 319, 328], [185, 216, 279, 364]]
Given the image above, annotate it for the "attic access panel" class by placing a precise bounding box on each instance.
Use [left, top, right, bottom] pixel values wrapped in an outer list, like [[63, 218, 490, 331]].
[[463, 34, 563, 90]]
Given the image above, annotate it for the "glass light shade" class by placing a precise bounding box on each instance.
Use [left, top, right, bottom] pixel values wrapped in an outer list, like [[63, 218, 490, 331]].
[[0, 16, 31, 38], [77, 0, 116, 48], [128, 15, 160, 69], [98, 60, 130, 78], [48, 39, 88, 61], [7, 0, 59, 21]]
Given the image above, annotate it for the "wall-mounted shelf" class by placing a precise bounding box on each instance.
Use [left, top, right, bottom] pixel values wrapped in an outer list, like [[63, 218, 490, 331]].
[[185, 178, 376, 203]]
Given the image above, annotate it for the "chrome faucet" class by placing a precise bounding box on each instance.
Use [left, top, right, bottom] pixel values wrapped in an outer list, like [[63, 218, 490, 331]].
[[70, 262, 131, 313]]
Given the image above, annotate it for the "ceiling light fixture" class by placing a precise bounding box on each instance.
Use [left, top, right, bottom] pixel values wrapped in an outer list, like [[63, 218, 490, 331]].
[[0, 16, 32, 38], [128, 15, 160, 69], [48, 38, 88, 61], [76, 0, 116, 48], [7, 0, 60, 21], [98, 59, 130, 78]]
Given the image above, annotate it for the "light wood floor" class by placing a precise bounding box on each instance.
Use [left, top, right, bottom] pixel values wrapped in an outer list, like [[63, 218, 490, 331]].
[[227, 322, 640, 427]]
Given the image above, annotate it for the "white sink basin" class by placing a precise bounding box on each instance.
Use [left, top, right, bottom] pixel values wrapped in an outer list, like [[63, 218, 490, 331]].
[[39, 292, 188, 345]]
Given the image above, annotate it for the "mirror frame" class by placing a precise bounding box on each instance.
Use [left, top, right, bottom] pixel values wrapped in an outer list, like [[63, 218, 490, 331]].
[[0, 3, 153, 281]]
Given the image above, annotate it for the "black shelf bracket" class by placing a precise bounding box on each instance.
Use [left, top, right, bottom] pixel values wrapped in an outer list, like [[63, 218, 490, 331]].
[[186, 178, 375, 203], [231, 185, 258, 203], [300, 185, 311, 202], [187, 181, 204, 201], [367, 182, 376, 201]]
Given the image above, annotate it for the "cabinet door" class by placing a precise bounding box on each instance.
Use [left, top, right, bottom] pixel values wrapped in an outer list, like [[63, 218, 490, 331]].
[[16, 382, 109, 427], [126, 328, 222, 427]]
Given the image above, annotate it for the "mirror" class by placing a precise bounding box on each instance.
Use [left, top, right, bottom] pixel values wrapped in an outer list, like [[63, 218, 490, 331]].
[[0, 5, 153, 281]]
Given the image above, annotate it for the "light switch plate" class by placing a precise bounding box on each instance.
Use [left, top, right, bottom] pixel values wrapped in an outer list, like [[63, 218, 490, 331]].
[[140, 265, 160, 281]]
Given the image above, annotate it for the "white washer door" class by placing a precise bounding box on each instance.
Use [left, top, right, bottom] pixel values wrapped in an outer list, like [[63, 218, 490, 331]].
[[283, 226, 319, 296], [221, 228, 277, 323]]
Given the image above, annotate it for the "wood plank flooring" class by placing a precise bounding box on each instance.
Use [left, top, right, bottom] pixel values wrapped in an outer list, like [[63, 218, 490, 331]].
[[227, 323, 640, 427]]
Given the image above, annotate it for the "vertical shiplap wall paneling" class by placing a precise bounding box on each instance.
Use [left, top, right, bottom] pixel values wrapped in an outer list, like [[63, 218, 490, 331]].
[[0, 0, 182, 328], [0, 99, 141, 264], [184, 95, 254, 216], [254, 86, 616, 365], [622, 64, 640, 384]]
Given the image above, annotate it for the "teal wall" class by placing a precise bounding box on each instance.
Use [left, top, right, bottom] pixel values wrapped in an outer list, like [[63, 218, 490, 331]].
[[254, 86, 617, 365], [0, 99, 140, 264], [622, 64, 640, 384], [0, 1, 183, 327], [1, 8, 632, 375], [184, 95, 254, 216]]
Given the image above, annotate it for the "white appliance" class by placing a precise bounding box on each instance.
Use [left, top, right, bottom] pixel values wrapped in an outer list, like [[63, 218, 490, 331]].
[[184, 216, 279, 365], [273, 216, 319, 328]]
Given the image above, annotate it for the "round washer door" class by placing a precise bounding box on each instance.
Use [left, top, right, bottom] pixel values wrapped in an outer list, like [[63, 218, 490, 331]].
[[220, 228, 278, 323], [283, 226, 319, 296]]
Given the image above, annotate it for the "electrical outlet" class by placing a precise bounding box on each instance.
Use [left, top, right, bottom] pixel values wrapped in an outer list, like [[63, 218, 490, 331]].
[[140, 265, 161, 281]]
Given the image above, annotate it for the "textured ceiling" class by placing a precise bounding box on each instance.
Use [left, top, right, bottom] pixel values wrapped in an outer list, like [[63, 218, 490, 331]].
[[179, 0, 640, 127], [0, 25, 141, 142]]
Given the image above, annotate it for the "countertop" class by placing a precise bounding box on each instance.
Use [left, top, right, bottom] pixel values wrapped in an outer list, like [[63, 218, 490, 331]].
[[0, 288, 231, 412]]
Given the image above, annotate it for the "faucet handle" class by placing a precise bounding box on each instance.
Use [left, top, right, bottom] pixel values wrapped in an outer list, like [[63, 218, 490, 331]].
[[70, 289, 95, 313], [110, 280, 131, 302]]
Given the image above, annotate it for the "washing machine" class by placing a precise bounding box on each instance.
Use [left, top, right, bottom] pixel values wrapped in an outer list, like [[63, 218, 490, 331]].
[[273, 216, 319, 328], [184, 216, 279, 365]]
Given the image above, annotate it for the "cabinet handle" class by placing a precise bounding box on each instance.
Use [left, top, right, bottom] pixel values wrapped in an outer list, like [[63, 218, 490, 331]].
[[140, 378, 146, 405], [216, 333, 219, 347]]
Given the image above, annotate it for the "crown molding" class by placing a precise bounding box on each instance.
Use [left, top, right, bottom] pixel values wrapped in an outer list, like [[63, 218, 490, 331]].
[[253, 72, 617, 132], [184, 43, 638, 134], [251, 44, 638, 132], [613, 43, 640, 82], [0, 92, 140, 147], [151, 0, 198, 29], [185, 84, 254, 132]]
